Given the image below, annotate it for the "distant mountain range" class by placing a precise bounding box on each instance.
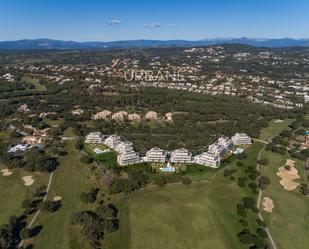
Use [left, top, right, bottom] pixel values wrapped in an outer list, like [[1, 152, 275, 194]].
[[0, 38, 309, 49]]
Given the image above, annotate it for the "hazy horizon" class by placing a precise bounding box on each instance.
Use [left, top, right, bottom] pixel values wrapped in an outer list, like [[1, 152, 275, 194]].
[[1, 0, 309, 41]]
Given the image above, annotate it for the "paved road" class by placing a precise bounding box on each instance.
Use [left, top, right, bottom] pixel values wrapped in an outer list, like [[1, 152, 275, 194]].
[[19, 171, 54, 248], [256, 144, 278, 249]]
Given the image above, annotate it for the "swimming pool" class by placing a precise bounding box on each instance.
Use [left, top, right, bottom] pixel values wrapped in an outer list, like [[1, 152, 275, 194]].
[[93, 148, 104, 154]]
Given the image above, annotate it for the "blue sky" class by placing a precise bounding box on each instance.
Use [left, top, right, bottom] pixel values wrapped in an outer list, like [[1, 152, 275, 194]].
[[0, 0, 309, 41]]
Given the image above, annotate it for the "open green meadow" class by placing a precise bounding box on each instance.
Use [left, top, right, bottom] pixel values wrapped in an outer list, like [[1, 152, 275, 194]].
[[0, 165, 29, 225], [26, 142, 96, 249], [259, 119, 293, 141], [260, 150, 309, 249], [104, 143, 264, 249], [0, 164, 50, 225], [105, 179, 247, 249], [21, 75, 47, 91]]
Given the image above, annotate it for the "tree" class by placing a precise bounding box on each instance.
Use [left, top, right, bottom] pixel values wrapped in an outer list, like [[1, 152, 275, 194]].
[[75, 139, 84, 151], [257, 158, 269, 166], [248, 182, 258, 194], [238, 177, 247, 187], [81, 154, 93, 164], [243, 197, 256, 211], [256, 219, 267, 227], [280, 130, 293, 138], [237, 204, 247, 218], [80, 188, 98, 204], [39, 200, 61, 213], [182, 176, 192, 185], [257, 228, 267, 239], [258, 176, 270, 190], [96, 203, 118, 219], [237, 229, 253, 244]]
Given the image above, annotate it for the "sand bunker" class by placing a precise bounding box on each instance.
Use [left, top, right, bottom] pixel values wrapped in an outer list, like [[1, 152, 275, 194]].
[[1, 169, 13, 176], [23, 176, 34, 186], [276, 159, 300, 191], [53, 196, 62, 201], [262, 197, 274, 213]]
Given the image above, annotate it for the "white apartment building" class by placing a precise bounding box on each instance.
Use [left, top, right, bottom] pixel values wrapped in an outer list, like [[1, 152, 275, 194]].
[[231, 133, 252, 145], [145, 147, 167, 163], [196, 152, 221, 168], [115, 141, 134, 154], [217, 136, 234, 149], [208, 143, 226, 156], [85, 132, 104, 144], [117, 149, 141, 166], [170, 148, 193, 163], [104, 134, 122, 149]]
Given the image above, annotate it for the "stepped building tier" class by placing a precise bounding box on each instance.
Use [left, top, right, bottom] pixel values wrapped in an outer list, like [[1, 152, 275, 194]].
[[208, 143, 227, 156], [85, 132, 104, 144], [145, 147, 167, 163], [104, 134, 122, 149], [117, 149, 141, 166], [217, 136, 234, 149], [115, 141, 134, 154], [196, 152, 221, 168], [170, 148, 193, 163], [231, 133, 252, 145]]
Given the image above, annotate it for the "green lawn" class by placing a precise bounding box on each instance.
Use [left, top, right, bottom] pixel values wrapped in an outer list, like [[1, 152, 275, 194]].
[[104, 143, 264, 249], [21, 75, 47, 91], [260, 150, 309, 249], [63, 127, 75, 137], [105, 178, 247, 249], [85, 144, 118, 167], [27, 142, 95, 249], [0, 167, 28, 225], [0, 164, 49, 225], [43, 118, 63, 127], [259, 119, 293, 141]]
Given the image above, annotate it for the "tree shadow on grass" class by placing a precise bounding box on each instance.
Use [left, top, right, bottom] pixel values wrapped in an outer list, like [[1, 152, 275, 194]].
[[31, 225, 43, 237]]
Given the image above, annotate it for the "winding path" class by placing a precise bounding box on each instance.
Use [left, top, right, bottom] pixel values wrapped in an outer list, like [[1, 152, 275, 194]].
[[19, 171, 54, 248], [256, 143, 278, 249]]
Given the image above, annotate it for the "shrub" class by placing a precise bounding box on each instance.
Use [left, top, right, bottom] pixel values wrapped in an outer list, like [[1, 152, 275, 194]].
[[239, 219, 248, 227], [243, 197, 256, 210], [257, 228, 267, 239], [81, 154, 93, 164], [182, 176, 192, 185], [257, 158, 269, 166], [256, 219, 267, 227], [238, 177, 247, 187], [237, 229, 253, 244], [39, 200, 61, 213]]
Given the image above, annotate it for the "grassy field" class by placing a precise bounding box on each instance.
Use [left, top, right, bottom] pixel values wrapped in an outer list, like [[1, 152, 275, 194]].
[[21, 75, 47, 91], [259, 119, 293, 141], [104, 143, 264, 249], [43, 118, 63, 127], [63, 127, 76, 137], [0, 165, 29, 225], [105, 179, 246, 249], [0, 164, 49, 225], [260, 150, 309, 249], [27, 141, 96, 249]]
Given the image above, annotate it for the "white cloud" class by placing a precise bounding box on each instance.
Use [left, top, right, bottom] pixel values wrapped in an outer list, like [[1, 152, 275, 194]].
[[107, 19, 123, 25], [168, 24, 176, 28], [144, 23, 161, 28]]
